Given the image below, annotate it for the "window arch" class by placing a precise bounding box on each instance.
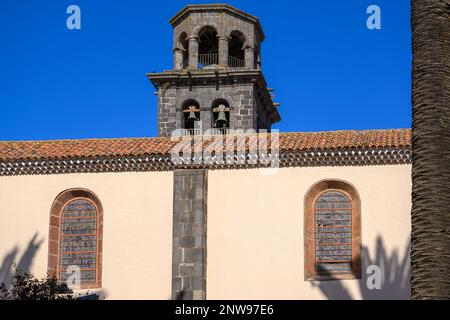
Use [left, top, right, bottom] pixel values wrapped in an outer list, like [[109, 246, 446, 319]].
[[198, 26, 218, 67], [181, 99, 201, 131], [304, 180, 361, 280], [228, 30, 246, 68], [48, 188, 103, 289], [211, 98, 230, 132]]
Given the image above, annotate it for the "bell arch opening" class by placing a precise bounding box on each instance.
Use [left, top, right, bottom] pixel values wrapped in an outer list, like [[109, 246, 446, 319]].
[[182, 99, 201, 131], [211, 99, 230, 132], [228, 30, 246, 68], [198, 26, 218, 68]]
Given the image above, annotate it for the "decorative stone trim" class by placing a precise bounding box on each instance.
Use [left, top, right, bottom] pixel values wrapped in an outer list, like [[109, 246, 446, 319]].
[[0, 148, 411, 176], [169, 4, 265, 41]]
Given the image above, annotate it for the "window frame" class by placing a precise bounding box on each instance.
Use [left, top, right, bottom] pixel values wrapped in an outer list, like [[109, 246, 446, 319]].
[[304, 180, 361, 281], [48, 188, 103, 289]]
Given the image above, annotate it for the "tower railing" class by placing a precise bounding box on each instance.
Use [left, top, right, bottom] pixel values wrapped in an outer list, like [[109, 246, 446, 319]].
[[198, 53, 218, 68], [197, 54, 245, 68], [178, 128, 202, 136], [228, 55, 245, 68], [175, 128, 231, 136], [209, 128, 230, 135]]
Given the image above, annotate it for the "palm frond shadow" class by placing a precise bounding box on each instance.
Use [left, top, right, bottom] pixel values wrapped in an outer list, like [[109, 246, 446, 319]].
[[311, 236, 410, 300], [0, 232, 43, 289]]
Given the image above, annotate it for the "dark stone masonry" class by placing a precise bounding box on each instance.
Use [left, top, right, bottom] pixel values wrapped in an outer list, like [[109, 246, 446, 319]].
[[172, 169, 208, 300], [149, 4, 281, 300], [147, 4, 281, 137]]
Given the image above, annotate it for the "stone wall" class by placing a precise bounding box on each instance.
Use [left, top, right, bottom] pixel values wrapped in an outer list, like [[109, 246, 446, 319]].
[[172, 169, 208, 300], [172, 9, 259, 63], [155, 5, 275, 137], [158, 83, 261, 136]]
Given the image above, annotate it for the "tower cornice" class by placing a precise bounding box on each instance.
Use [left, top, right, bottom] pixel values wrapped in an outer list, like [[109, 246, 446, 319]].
[[147, 69, 281, 124], [169, 4, 265, 41]]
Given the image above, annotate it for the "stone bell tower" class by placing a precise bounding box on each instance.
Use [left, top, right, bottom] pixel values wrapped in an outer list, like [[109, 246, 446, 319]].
[[147, 4, 281, 137]]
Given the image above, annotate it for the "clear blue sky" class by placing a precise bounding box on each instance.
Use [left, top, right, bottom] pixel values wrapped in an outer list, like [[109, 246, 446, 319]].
[[0, 0, 411, 141]]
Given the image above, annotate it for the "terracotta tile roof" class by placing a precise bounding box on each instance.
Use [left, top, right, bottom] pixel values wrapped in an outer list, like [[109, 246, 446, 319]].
[[279, 129, 411, 152], [0, 137, 175, 161], [0, 129, 411, 161]]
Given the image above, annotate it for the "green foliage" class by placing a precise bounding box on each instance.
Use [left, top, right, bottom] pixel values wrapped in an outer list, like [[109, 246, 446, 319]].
[[0, 266, 74, 300]]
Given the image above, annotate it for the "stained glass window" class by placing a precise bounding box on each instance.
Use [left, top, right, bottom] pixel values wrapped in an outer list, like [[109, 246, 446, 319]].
[[58, 199, 98, 285], [315, 191, 353, 275]]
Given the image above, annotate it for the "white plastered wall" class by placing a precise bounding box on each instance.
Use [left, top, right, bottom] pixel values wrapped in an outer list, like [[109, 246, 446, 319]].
[[207, 165, 411, 299], [0, 171, 173, 300]]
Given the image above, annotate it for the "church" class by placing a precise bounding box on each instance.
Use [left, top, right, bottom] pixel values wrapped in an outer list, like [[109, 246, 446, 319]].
[[0, 4, 411, 300]]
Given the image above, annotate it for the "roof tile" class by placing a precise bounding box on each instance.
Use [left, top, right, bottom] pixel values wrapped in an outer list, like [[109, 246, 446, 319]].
[[0, 129, 411, 161]]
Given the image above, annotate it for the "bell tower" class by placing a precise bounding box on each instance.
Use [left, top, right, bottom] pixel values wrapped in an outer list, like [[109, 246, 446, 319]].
[[147, 4, 280, 137]]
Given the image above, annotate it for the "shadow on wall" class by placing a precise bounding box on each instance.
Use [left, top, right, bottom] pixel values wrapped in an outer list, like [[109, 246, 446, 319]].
[[174, 291, 186, 300], [0, 233, 111, 299], [85, 288, 108, 300], [0, 233, 44, 289], [311, 236, 411, 300]]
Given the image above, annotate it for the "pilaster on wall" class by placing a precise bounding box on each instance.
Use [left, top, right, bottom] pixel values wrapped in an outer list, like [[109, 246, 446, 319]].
[[172, 169, 208, 300]]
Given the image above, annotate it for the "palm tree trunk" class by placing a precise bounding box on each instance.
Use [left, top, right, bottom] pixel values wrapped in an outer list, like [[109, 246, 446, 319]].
[[411, 0, 450, 299]]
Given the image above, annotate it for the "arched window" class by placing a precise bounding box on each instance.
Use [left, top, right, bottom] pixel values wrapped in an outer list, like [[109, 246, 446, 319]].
[[211, 99, 230, 133], [304, 180, 361, 280], [228, 30, 246, 68], [182, 99, 201, 132], [198, 26, 218, 68], [48, 189, 103, 289]]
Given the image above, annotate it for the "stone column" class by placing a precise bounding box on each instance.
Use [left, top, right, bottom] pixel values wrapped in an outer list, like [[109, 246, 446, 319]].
[[173, 48, 184, 70], [256, 47, 261, 69], [188, 37, 199, 69], [172, 169, 208, 300], [245, 46, 255, 69], [218, 36, 229, 67]]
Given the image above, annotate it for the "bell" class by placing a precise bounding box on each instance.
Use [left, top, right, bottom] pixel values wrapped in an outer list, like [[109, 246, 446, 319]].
[[188, 111, 198, 121], [214, 111, 228, 127]]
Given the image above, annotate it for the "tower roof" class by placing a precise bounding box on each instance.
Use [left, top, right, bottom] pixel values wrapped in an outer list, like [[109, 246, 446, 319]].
[[169, 4, 265, 41]]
